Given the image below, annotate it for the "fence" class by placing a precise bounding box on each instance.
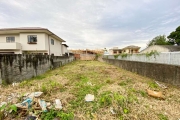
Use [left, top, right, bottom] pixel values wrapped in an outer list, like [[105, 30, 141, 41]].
[[103, 52, 180, 66], [0, 54, 74, 84]]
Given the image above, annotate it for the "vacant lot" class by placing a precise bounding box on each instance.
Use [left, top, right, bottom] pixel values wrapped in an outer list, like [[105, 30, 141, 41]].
[[0, 60, 180, 120]]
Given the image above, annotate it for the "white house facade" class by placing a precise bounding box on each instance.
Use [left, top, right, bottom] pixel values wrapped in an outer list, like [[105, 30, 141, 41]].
[[62, 44, 69, 55], [0, 27, 66, 56]]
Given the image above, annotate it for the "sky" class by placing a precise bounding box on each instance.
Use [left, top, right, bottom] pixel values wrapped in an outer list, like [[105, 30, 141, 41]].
[[0, 0, 180, 50]]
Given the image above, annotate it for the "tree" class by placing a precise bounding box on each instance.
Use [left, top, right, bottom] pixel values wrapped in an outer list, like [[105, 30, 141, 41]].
[[167, 26, 180, 45], [147, 35, 170, 47]]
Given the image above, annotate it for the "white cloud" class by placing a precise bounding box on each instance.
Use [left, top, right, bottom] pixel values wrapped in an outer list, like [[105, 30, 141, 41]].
[[0, 0, 180, 49]]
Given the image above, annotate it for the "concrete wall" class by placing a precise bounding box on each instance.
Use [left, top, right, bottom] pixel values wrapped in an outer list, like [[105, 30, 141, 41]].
[[104, 52, 180, 66], [0, 54, 74, 83], [103, 58, 180, 86], [80, 54, 96, 60]]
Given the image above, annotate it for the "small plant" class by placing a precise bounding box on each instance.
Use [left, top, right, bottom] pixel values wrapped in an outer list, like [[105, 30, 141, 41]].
[[127, 93, 138, 103], [106, 79, 114, 84], [57, 111, 74, 120], [146, 50, 159, 58], [148, 81, 158, 89], [114, 54, 119, 59], [121, 53, 128, 58], [118, 81, 127, 86], [137, 90, 147, 97], [158, 113, 168, 120], [41, 84, 48, 94], [1, 80, 8, 86], [0, 104, 6, 111], [9, 105, 17, 113], [41, 109, 74, 120], [113, 93, 126, 106], [123, 108, 129, 114], [99, 91, 112, 107], [33, 75, 46, 80]]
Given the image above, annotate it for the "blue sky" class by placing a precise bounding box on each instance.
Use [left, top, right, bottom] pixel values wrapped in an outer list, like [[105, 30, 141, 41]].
[[0, 0, 180, 50]]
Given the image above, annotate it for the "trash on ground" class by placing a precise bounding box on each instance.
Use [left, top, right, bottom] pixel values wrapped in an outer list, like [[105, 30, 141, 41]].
[[0, 102, 7, 107], [87, 82, 93, 86], [55, 99, 62, 110], [38, 99, 47, 112], [25, 115, 37, 120], [110, 107, 116, 114], [85, 94, 94, 102], [155, 81, 167, 89], [147, 89, 164, 99], [28, 92, 43, 99], [23, 93, 30, 97], [46, 102, 51, 107], [12, 82, 19, 87], [21, 98, 33, 109]]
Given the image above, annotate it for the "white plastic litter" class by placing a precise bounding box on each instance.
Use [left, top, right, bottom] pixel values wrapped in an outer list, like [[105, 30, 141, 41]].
[[85, 94, 94, 102], [0, 102, 7, 107], [38, 99, 47, 112], [87, 82, 93, 86], [55, 99, 63, 110], [28, 92, 43, 98], [155, 81, 167, 89], [12, 82, 19, 87], [110, 107, 116, 114]]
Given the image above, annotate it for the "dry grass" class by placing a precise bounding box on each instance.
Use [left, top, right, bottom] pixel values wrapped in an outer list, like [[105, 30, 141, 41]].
[[0, 60, 180, 120]]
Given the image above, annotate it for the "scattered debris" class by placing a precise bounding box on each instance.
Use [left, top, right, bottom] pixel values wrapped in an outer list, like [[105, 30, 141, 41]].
[[0, 102, 7, 107], [147, 89, 164, 99], [12, 82, 19, 87], [55, 99, 63, 110], [87, 82, 93, 86], [155, 81, 167, 89], [85, 94, 94, 102], [38, 99, 47, 112], [110, 107, 116, 115], [28, 92, 43, 99], [25, 115, 37, 120]]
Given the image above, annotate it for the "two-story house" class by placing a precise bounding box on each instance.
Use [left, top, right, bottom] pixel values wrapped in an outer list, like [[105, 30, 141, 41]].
[[109, 45, 140, 55], [0, 27, 66, 56]]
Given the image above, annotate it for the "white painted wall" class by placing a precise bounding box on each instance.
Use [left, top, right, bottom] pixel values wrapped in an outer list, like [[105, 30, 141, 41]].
[[104, 52, 180, 66], [141, 46, 169, 53], [20, 33, 46, 51], [48, 36, 62, 56], [0, 34, 20, 43], [0, 33, 63, 56], [62, 45, 68, 55]]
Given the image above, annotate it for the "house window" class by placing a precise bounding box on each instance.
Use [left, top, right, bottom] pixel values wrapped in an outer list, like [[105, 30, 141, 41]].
[[27, 35, 37, 44], [6, 37, 15, 43], [51, 39, 54, 45]]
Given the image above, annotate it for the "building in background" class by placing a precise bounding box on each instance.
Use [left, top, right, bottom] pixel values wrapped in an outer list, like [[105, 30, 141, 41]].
[[62, 44, 69, 55], [0, 27, 67, 56], [109, 47, 122, 55], [140, 45, 180, 53], [70, 49, 103, 60], [122, 45, 140, 54], [109, 45, 140, 55]]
